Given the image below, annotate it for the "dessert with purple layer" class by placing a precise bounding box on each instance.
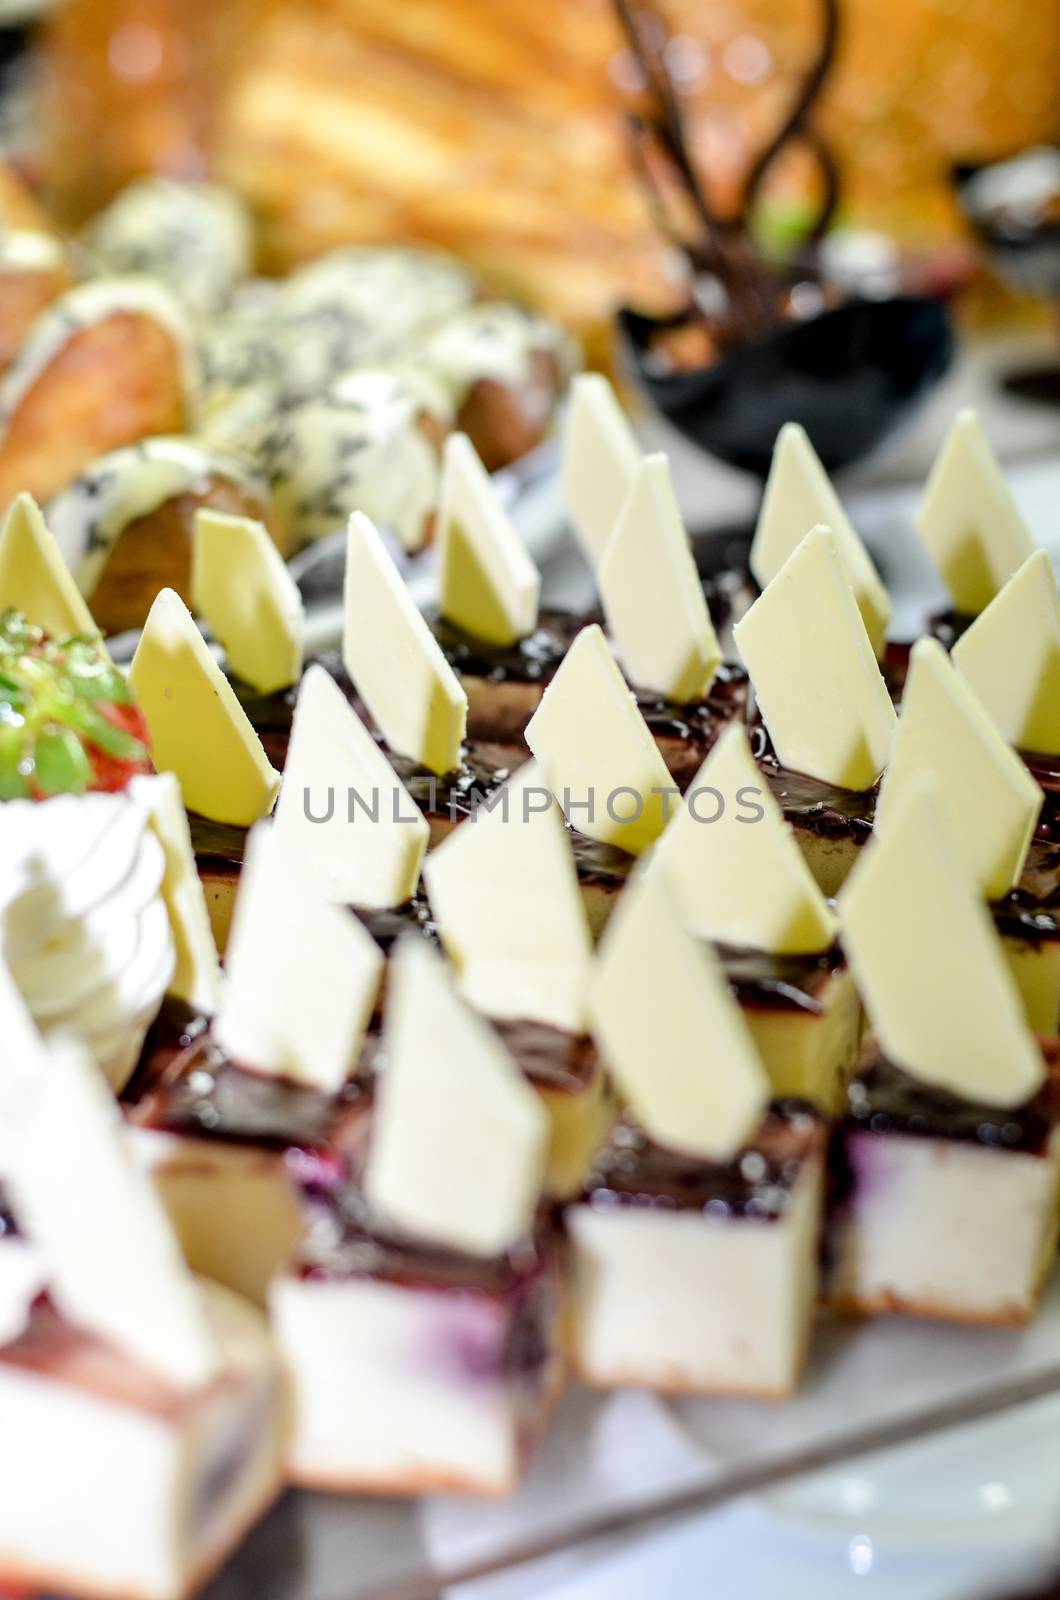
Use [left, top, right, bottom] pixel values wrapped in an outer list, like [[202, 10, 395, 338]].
[[568, 870, 824, 1398], [829, 781, 1059, 1325], [269, 938, 560, 1494], [750, 722, 878, 896]]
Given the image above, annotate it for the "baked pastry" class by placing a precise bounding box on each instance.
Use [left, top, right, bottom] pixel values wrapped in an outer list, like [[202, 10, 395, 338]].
[[568, 870, 825, 1398], [81, 176, 253, 318], [269, 937, 562, 1494], [46, 435, 278, 635], [734, 527, 897, 896], [829, 781, 1059, 1324], [0, 278, 196, 508], [414, 299, 576, 471], [0, 228, 73, 374], [0, 1029, 286, 1600], [264, 368, 450, 553]]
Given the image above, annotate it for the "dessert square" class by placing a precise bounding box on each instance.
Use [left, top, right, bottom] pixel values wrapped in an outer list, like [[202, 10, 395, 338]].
[[633, 662, 750, 790], [0, 1281, 286, 1600], [566, 1104, 826, 1398], [828, 1042, 1060, 1325], [753, 725, 876, 897], [270, 1186, 564, 1495], [493, 1018, 615, 1200], [426, 606, 585, 743], [570, 831, 636, 937], [993, 837, 1060, 1034], [720, 943, 864, 1112]]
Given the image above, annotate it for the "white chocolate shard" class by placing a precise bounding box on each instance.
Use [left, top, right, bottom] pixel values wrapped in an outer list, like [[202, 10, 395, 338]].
[[365, 938, 548, 1257], [916, 409, 1035, 614], [524, 623, 676, 856], [424, 760, 593, 1032], [561, 373, 641, 563], [129, 773, 223, 1015], [733, 527, 897, 791], [342, 511, 466, 776], [876, 637, 1042, 899], [274, 664, 428, 908], [598, 453, 721, 703], [590, 868, 770, 1160], [951, 549, 1060, 757], [191, 508, 303, 694], [651, 723, 837, 954], [437, 432, 540, 646], [214, 823, 382, 1093], [129, 588, 280, 828], [840, 780, 1044, 1107], [0, 492, 97, 637]]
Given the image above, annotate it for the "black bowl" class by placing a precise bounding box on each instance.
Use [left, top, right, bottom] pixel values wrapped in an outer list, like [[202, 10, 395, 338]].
[[619, 294, 954, 479]]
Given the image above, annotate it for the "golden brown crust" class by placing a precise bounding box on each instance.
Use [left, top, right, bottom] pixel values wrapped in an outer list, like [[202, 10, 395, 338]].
[[89, 476, 280, 635], [457, 350, 560, 473], [573, 1362, 799, 1402], [0, 264, 73, 373], [827, 1288, 1036, 1328], [0, 312, 189, 508]]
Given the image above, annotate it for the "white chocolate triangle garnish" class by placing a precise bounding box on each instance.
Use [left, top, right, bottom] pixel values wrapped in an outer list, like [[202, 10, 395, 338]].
[[342, 511, 466, 776], [733, 527, 896, 790], [274, 664, 428, 908], [840, 780, 1043, 1106], [525, 623, 675, 856], [423, 760, 593, 1032], [590, 868, 770, 1160], [751, 423, 890, 655], [129, 588, 280, 827], [6, 1035, 222, 1386], [951, 549, 1060, 757], [651, 724, 837, 954], [365, 938, 548, 1257], [0, 492, 97, 637], [437, 432, 540, 646], [191, 508, 303, 694], [215, 823, 381, 1092], [916, 409, 1034, 614], [598, 453, 721, 703], [876, 637, 1042, 899], [130, 773, 222, 1014], [561, 372, 641, 563]]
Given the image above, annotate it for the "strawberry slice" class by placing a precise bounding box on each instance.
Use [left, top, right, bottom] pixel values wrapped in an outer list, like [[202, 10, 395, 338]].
[[0, 610, 153, 799]]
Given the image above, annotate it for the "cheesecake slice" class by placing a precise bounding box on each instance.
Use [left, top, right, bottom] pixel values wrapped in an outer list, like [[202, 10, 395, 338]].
[[828, 1040, 1060, 1325], [0, 1033, 287, 1600], [271, 937, 558, 1493], [830, 779, 1054, 1325], [571, 867, 822, 1396]]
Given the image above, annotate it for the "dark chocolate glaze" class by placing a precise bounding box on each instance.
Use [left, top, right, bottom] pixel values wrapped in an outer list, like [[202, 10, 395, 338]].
[[1026, 751, 1060, 847], [749, 723, 877, 842], [352, 889, 439, 954], [718, 941, 846, 1015], [880, 639, 912, 703], [927, 608, 975, 650], [387, 743, 518, 822], [426, 608, 584, 685], [991, 839, 1059, 945], [570, 831, 636, 890], [577, 1102, 825, 1222], [842, 1043, 1060, 1156], [122, 997, 210, 1104], [492, 1017, 598, 1095], [188, 812, 246, 872]]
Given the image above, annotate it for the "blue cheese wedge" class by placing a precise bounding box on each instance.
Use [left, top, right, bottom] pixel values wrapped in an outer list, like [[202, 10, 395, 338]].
[[342, 511, 467, 776], [840, 780, 1044, 1106], [0, 492, 97, 637], [590, 868, 770, 1160], [916, 409, 1035, 614], [525, 623, 675, 856], [365, 939, 549, 1257], [876, 637, 1042, 899], [651, 723, 837, 954], [751, 423, 890, 656], [191, 508, 303, 693], [951, 549, 1060, 757], [561, 373, 641, 563], [437, 432, 540, 646], [733, 526, 896, 791], [129, 588, 280, 828], [598, 453, 721, 703], [214, 823, 382, 1093], [424, 760, 593, 1032], [273, 664, 428, 908]]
